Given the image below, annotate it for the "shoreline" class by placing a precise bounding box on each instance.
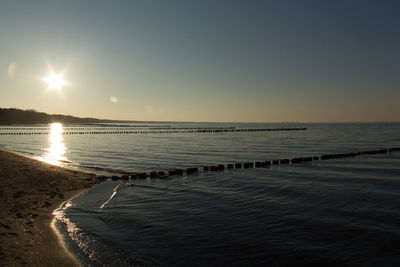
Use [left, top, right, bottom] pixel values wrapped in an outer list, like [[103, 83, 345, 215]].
[[0, 149, 101, 266]]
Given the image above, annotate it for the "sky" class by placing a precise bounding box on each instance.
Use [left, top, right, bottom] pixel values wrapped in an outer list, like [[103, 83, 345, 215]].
[[1, 0, 399, 122]]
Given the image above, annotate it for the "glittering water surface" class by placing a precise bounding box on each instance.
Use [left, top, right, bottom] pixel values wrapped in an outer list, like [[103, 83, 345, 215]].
[[1, 123, 400, 266]]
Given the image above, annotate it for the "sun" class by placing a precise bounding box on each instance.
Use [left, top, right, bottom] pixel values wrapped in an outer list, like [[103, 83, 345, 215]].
[[43, 72, 65, 91]]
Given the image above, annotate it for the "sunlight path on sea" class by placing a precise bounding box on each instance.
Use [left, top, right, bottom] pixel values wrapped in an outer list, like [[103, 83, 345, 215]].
[[36, 123, 67, 166]]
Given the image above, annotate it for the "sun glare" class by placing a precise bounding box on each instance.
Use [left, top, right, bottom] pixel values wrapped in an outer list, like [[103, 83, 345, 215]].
[[43, 72, 65, 91], [36, 123, 67, 166]]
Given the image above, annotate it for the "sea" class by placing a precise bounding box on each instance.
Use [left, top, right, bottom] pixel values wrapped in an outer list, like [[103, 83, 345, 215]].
[[1, 122, 400, 266]]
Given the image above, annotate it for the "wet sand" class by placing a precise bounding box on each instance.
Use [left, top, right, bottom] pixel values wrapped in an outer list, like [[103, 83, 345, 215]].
[[0, 149, 101, 266]]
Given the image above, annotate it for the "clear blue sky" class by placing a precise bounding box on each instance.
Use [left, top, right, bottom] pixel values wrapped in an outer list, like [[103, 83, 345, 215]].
[[1, 0, 399, 122]]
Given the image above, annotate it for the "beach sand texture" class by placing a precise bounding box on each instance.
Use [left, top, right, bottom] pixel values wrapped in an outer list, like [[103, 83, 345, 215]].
[[0, 149, 100, 266]]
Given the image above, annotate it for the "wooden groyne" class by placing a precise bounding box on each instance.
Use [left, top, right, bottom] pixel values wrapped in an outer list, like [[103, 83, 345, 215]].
[[0, 126, 235, 131], [0, 127, 306, 135], [96, 147, 400, 181]]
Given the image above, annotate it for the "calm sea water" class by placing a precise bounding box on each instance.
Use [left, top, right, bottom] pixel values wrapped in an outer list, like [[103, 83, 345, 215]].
[[1, 122, 400, 266]]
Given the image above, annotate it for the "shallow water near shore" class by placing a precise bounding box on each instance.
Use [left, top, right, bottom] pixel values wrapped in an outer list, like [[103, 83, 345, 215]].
[[2, 122, 400, 266]]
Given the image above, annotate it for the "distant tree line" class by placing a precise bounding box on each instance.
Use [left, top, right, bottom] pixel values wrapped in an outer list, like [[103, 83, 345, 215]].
[[0, 108, 107, 125]]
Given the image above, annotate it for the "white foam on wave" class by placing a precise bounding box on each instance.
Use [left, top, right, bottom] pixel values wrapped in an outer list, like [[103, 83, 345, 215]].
[[53, 200, 98, 263], [100, 183, 122, 209]]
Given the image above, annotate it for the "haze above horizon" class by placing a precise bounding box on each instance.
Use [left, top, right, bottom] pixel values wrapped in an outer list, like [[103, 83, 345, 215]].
[[1, 0, 399, 122]]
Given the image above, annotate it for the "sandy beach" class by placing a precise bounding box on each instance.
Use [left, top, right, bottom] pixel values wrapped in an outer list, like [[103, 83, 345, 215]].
[[0, 149, 100, 266]]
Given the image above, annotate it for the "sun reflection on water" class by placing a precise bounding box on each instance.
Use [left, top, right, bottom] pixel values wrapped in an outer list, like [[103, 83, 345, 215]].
[[40, 123, 67, 165]]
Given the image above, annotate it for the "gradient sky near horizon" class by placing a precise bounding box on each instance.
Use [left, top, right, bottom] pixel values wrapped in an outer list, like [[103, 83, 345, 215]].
[[1, 0, 399, 122]]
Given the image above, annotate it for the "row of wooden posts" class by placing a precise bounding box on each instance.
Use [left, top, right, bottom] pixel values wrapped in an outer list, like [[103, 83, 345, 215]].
[[0, 126, 236, 131], [97, 147, 400, 181], [0, 127, 307, 135]]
